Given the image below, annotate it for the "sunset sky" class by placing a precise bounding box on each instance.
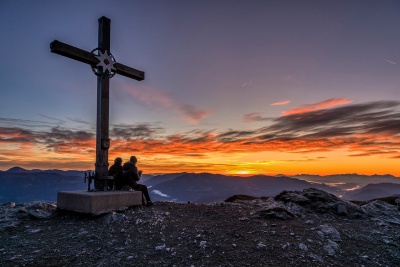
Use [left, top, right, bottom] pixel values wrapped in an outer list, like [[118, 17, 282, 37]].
[[1, 1, 399, 176]]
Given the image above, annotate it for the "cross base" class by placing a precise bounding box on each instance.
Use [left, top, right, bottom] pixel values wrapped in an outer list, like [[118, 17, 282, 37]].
[[57, 190, 142, 215]]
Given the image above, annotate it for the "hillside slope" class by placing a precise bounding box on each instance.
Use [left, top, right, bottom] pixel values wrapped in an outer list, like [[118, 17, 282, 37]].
[[1, 188, 399, 266]]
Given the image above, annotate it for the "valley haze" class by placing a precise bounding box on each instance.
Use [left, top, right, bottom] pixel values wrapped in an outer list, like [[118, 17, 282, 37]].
[[1, 167, 399, 204]]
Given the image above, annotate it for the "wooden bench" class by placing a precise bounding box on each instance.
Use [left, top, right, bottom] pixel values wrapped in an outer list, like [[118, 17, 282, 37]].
[[84, 172, 115, 191]]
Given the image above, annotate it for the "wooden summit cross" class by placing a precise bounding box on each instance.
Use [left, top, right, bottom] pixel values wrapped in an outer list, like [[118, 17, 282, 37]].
[[50, 16, 144, 190]]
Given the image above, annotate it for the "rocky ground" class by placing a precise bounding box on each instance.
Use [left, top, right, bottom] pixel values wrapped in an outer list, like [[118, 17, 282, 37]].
[[1, 188, 399, 267]]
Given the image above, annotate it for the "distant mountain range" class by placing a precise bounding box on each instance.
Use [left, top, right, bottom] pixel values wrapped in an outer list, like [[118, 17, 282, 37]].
[[0, 167, 86, 203], [145, 173, 339, 202], [0, 167, 399, 204], [293, 173, 400, 190], [344, 183, 400, 201]]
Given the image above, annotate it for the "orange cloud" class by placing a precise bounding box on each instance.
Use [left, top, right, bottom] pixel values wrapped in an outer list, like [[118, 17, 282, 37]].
[[283, 98, 352, 115], [242, 113, 272, 123], [1, 101, 400, 175], [271, 100, 290, 106]]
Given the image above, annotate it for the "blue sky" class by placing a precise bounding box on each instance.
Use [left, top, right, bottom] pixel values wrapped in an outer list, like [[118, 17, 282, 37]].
[[1, 0, 400, 175]]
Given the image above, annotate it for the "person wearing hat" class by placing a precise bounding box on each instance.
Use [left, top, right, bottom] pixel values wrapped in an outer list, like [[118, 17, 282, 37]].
[[122, 156, 153, 206], [108, 157, 123, 190]]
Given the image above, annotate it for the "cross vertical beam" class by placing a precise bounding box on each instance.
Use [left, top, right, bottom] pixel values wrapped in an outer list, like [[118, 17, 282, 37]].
[[95, 17, 111, 189]]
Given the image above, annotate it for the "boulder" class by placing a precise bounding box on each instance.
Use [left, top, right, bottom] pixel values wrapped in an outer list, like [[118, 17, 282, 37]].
[[256, 201, 295, 220], [276, 188, 364, 217], [275, 190, 311, 204]]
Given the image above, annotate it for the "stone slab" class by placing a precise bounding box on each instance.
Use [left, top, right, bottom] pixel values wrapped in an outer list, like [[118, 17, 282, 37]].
[[57, 190, 142, 215]]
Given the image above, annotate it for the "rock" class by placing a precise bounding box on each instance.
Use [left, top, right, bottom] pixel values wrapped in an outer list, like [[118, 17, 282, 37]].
[[337, 204, 348, 215], [299, 243, 308, 251], [274, 188, 364, 217], [199, 241, 207, 249], [317, 224, 342, 242], [308, 253, 324, 262], [303, 188, 341, 204], [29, 202, 57, 212], [27, 228, 42, 233], [256, 242, 267, 250], [362, 200, 398, 214], [102, 212, 127, 224], [362, 200, 400, 225], [256, 201, 294, 220], [316, 225, 341, 256], [281, 242, 291, 249], [323, 244, 336, 256], [0, 202, 57, 223], [275, 190, 311, 204], [360, 255, 369, 261], [155, 244, 166, 251], [17, 207, 28, 214], [28, 210, 52, 219], [225, 194, 263, 202], [0, 219, 20, 230], [323, 239, 339, 256]]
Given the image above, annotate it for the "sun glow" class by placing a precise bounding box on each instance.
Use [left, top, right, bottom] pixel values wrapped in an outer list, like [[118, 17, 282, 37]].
[[234, 170, 251, 176]]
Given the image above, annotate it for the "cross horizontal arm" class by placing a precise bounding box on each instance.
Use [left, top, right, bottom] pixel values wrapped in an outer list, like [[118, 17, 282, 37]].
[[50, 40, 145, 81], [114, 63, 145, 81], [50, 40, 97, 65]]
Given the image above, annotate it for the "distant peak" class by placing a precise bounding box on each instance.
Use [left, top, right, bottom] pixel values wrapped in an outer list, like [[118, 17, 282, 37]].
[[7, 166, 28, 173]]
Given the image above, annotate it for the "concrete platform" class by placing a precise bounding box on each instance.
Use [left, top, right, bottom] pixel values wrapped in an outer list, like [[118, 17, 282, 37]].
[[57, 190, 142, 215]]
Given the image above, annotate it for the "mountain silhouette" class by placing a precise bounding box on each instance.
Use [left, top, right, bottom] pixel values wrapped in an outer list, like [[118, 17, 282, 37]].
[[345, 183, 400, 201], [146, 173, 339, 202], [1, 168, 399, 204]]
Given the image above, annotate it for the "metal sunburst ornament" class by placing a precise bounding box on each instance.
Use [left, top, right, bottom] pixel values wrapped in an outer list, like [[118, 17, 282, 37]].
[[91, 48, 117, 78]]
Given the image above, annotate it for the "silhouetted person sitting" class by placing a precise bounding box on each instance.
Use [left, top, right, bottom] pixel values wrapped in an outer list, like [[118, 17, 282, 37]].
[[108, 157, 123, 190], [122, 156, 153, 206]]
